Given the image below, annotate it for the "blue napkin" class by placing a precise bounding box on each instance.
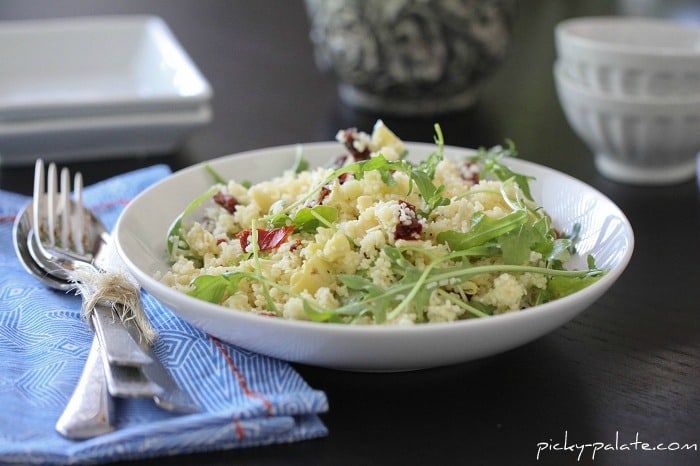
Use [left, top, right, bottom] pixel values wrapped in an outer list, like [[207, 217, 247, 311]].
[[0, 165, 328, 465]]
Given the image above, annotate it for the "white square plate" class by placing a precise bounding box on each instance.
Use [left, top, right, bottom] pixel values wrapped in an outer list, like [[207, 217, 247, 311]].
[[0, 15, 212, 121], [0, 104, 212, 165]]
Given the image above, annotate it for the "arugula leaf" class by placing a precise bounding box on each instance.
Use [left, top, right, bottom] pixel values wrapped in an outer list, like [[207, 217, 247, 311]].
[[437, 289, 494, 318], [466, 300, 496, 316], [188, 272, 247, 304], [337, 274, 375, 290], [470, 141, 534, 201], [416, 123, 445, 179], [303, 300, 343, 323], [496, 215, 572, 266], [188, 275, 228, 303], [352, 154, 408, 186], [383, 245, 413, 270], [412, 170, 450, 217], [383, 246, 438, 322], [437, 210, 529, 251], [545, 274, 602, 300], [498, 224, 542, 265], [293, 205, 339, 233], [394, 265, 432, 322], [587, 254, 597, 269], [560, 222, 582, 255], [167, 186, 219, 257], [269, 214, 289, 228], [292, 146, 309, 174], [337, 274, 396, 323], [411, 124, 450, 217], [204, 164, 227, 184], [547, 238, 573, 263]]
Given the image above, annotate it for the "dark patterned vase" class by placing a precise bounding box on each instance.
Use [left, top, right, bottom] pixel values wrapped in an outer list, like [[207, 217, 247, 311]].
[[305, 0, 516, 115]]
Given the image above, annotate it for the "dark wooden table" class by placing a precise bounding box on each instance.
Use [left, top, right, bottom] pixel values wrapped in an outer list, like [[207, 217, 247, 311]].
[[1, 1, 698, 465]]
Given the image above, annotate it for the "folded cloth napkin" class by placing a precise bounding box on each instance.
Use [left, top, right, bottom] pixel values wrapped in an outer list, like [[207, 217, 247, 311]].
[[0, 165, 328, 465]]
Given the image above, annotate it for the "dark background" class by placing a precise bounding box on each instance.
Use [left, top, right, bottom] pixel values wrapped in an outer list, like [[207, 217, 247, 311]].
[[1, 1, 698, 465]]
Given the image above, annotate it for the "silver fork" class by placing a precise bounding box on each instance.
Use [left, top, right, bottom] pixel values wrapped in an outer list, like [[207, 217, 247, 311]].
[[31, 160, 155, 370], [31, 160, 199, 415]]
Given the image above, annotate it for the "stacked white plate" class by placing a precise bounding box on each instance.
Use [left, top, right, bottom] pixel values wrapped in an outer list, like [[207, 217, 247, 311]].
[[0, 15, 212, 165]]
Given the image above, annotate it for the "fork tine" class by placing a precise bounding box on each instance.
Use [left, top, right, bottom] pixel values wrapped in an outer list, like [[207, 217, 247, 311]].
[[46, 162, 58, 247], [32, 159, 45, 245], [60, 167, 71, 249], [73, 172, 85, 255]]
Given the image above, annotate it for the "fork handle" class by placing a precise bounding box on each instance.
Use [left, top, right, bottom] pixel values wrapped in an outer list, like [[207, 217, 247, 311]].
[[55, 336, 114, 439], [91, 304, 153, 367]]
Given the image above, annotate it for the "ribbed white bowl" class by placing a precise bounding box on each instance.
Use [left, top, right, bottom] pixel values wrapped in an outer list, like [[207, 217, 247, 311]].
[[555, 62, 700, 185], [555, 16, 700, 98]]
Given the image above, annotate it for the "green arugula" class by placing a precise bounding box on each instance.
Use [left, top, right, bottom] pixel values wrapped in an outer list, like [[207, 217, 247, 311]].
[[470, 141, 535, 201], [292, 146, 309, 174], [166, 186, 219, 259], [303, 245, 603, 323], [412, 124, 450, 217], [204, 164, 227, 185], [270, 204, 339, 233], [437, 210, 529, 252], [188, 272, 247, 303], [292, 205, 338, 232]]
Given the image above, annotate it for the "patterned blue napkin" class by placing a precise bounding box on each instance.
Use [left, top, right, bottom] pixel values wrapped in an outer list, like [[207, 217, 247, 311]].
[[0, 165, 328, 465]]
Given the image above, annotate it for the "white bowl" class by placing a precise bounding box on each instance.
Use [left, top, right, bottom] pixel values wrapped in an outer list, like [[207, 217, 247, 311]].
[[0, 15, 212, 121], [555, 16, 700, 97], [114, 142, 633, 372], [555, 63, 700, 185]]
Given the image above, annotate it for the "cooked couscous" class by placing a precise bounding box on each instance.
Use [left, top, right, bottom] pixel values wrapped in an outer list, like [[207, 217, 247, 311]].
[[161, 121, 601, 324]]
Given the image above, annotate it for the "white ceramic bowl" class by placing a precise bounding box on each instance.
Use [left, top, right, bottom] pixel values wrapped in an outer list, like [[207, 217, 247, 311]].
[[554, 63, 700, 185], [114, 142, 633, 372], [555, 16, 700, 97]]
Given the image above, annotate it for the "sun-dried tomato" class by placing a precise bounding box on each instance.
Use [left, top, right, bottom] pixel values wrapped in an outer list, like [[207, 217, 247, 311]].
[[213, 191, 238, 214], [238, 225, 295, 252], [394, 200, 422, 240], [458, 161, 480, 185], [339, 128, 370, 161], [305, 184, 330, 208], [308, 172, 352, 207]]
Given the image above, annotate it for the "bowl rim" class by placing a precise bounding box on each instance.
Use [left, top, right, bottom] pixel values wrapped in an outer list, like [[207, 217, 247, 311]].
[[555, 16, 700, 58]]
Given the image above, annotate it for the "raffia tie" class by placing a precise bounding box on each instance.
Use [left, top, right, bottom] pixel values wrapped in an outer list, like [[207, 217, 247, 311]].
[[71, 268, 158, 345]]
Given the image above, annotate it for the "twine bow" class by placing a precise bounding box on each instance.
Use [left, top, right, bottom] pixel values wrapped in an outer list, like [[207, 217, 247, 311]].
[[72, 267, 158, 345]]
